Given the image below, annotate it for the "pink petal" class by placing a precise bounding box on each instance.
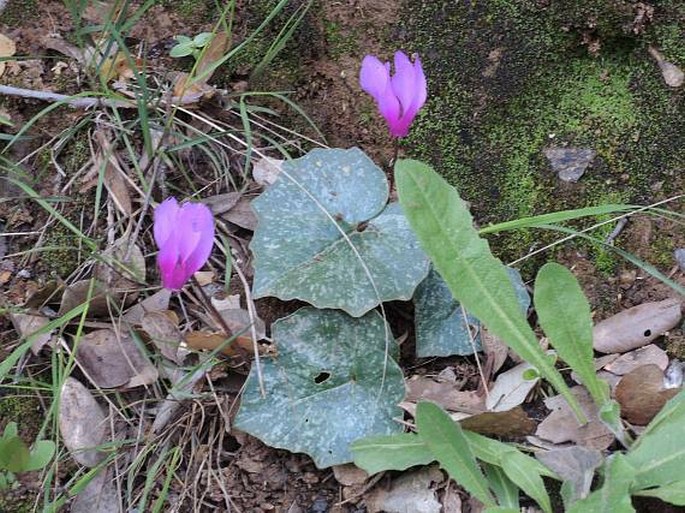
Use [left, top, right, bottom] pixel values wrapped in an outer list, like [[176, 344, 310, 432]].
[[360, 55, 390, 100], [179, 202, 215, 277], [153, 197, 180, 247], [390, 51, 417, 116]]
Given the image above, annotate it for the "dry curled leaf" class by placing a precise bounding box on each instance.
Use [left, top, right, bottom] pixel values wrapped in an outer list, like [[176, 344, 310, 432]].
[[603, 344, 668, 376], [615, 364, 680, 425], [141, 310, 185, 364], [184, 330, 255, 357], [75, 329, 158, 389], [10, 312, 54, 355], [486, 360, 539, 412], [122, 288, 171, 325], [59, 377, 107, 468], [535, 386, 613, 451], [593, 298, 682, 353]]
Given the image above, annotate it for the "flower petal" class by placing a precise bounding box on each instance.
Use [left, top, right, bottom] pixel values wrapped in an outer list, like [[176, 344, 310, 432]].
[[390, 51, 417, 116], [180, 202, 215, 277], [153, 197, 180, 247], [360, 55, 390, 100]]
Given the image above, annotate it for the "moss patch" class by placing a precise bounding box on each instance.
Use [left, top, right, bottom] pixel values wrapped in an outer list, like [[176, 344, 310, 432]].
[[399, 0, 685, 267]]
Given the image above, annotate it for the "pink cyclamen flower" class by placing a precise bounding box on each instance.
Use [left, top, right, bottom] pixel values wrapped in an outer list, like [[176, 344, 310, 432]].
[[360, 51, 427, 138], [153, 197, 215, 290]]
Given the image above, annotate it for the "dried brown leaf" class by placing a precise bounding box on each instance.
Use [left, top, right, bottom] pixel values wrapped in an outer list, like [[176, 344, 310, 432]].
[[459, 406, 536, 437], [10, 312, 54, 354], [615, 364, 680, 425], [593, 298, 682, 353], [603, 344, 668, 376], [70, 466, 119, 513], [202, 192, 242, 216], [141, 310, 185, 364], [58, 279, 116, 317], [76, 329, 157, 389], [486, 360, 539, 412], [535, 386, 613, 450], [406, 375, 484, 413], [122, 288, 171, 325], [59, 377, 107, 468], [184, 330, 255, 357], [221, 196, 258, 231]]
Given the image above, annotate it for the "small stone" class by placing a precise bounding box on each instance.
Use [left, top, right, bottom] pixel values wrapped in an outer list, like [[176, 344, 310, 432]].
[[675, 248, 685, 273], [544, 147, 596, 182]]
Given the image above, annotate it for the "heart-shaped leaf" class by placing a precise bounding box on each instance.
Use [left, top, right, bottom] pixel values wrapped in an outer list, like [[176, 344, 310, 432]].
[[251, 148, 430, 317], [414, 267, 529, 358], [234, 306, 405, 468]]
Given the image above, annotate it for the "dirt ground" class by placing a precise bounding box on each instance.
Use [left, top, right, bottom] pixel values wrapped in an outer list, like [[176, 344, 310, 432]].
[[1, 0, 685, 512]]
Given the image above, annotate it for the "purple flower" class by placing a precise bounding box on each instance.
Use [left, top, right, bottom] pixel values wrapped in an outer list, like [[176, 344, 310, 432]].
[[153, 197, 215, 290], [360, 51, 427, 138]]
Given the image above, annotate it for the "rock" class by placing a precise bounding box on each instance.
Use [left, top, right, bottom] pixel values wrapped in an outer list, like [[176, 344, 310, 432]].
[[675, 248, 685, 273], [544, 147, 596, 182]]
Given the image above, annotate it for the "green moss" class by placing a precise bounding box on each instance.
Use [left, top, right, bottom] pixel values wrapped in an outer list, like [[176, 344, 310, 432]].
[[0, 0, 38, 25], [324, 20, 358, 59], [60, 131, 90, 176], [0, 394, 42, 441], [43, 224, 80, 278], [399, 0, 685, 266]]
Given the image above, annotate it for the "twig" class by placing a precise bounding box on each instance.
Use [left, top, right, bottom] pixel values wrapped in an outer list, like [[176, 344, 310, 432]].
[[605, 218, 629, 245], [0, 84, 135, 109]]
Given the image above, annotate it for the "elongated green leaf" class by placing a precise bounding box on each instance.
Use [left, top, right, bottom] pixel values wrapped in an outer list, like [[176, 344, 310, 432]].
[[396, 160, 584, 421], [635, 481, 685, 505], [483, 463, 520, 509], [534, 262, 607, 404], [501, 450, 552, 513], [568, 454, 636, 513], [416, 402, 496, 507], [463, 431, 557, 479], [478, 204, 633, 235], [350, 433, 434, 474], [626, 389, 685, 489], [483, 509, 520, 513]]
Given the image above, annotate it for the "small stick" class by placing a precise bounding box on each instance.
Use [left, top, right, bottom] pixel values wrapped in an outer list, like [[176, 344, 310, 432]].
[[605, 218, 629, 245], [0, 84, 135, 109]]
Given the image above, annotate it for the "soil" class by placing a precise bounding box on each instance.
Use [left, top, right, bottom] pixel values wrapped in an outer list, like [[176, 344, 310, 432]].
[[1, 1, 684, 512]]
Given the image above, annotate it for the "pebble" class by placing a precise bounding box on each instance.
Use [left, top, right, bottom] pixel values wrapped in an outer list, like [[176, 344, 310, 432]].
[[544, 147, 596, 182], [675, 248, 685, 273]]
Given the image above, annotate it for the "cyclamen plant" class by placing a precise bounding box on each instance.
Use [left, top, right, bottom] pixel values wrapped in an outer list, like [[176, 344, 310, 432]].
[[153, 197, 215, 290], [360, 51, 427, 138]]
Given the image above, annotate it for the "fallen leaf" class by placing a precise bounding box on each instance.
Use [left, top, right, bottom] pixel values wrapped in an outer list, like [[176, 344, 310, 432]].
[[122, 288, 171, 325], [615, 364, 680, 425], [94, 236, 146, 289], [202, 192, 242, 216], [70, 466, 119, 513], [252, 157, 284, 186], [171, 71, 216, 104], [536, 446, 603, 503], [593, 298, 682, 353], [536, 386, 614, 450], [332, 463, 369, 486], [141, 311, 185, 364], [0, 32, 16, 78], [218, 307, 267, 340], [406, 375, 484, 413], [486, 360, 539, 412], [75, 329, 158, 389], [481, 328, 509, 377], [603, 344, 668, 376], [184, 330, 255, 357], [10, 313, 53, 354], [221, 196, 258, 231], [459, 406, 537, 437], [58, 279, 116, 317], [195, 31, 229, 80], [366, 466, 443, 513], [59, 377, 107, 468]]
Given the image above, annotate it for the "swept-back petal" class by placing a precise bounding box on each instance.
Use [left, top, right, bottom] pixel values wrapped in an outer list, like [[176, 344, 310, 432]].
[[153, 197, 180, 247], [360, 55, 390, 100], [390, 51, 417, 116], [412, 55, 428, 110], [180, 202, 215, 276]]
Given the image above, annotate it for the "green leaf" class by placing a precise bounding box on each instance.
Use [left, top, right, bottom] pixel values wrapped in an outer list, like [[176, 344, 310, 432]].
[[252, 148, 429, 317], [193, 32, 214, 47], [2, 422, 18, 439], [483, 463, 520, 509], [0, 436, 30, 473], [416, 401, 496, 507], [174, 35, 192, 44], [483, 508, 520, 513], [395, 159, 584, 421], [24, 440, 56, 471], [534, 262, 607, 405], [635, 481, 685, 505], [234, 307, 405, 468], [626, 389, 685, 489], [568, 454, 636, 513], [501, 450, 553, 513], [169, 43, 195, 58], [413, 267, 529, 358], [350, 433, 434, 474]]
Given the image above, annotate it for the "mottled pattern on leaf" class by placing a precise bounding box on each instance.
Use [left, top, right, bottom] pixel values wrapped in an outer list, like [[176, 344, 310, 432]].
[[234, 307, 405, 468], [251, 148, 429, 317], [414, 267, 529, 357]]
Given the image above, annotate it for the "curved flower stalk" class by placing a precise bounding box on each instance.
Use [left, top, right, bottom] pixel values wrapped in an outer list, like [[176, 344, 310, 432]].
[[153, 197, 215, 290], [360, 51, 427, 138]]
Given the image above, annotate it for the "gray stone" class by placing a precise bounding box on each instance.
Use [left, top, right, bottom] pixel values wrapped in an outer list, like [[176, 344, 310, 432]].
[[675, 248, 685, 272], [544, 147, 597, 182]]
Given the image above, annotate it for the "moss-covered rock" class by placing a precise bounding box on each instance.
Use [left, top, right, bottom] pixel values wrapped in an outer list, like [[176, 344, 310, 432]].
[[397, 0, 685, 267]]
